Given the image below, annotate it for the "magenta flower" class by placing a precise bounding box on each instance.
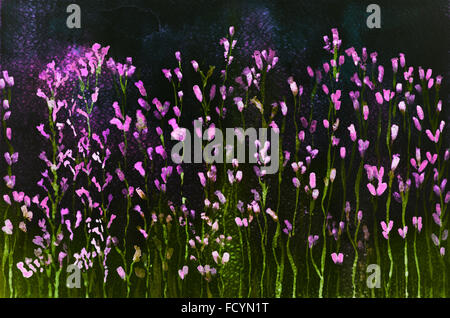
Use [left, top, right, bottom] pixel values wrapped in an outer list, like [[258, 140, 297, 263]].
[[381, 220, 394, 239], [412, 216, 423, 233], [2, 70, 14, 87], [363, 105, 369, 121], [357, 210, 363, 222], [308, 235, 319, 248], [3, 175, 15, 189], [390, 57, 398, 73], [198, 172, 206, 187], [383, 89, 394, 102], [309, 172, 316, 189], [358, 139, 369, 157], [390, 124, 399, 141], [331, 90, 341, 110], [391, 154, 400, 171], [347, 124, 357, 142], [134, 162, 145, 177], [178, 266, 189, 280], [367, 166, 387, 196], [425, 129, 440, 143], [288, 77, 299, 96], [398, 226, 408, 239], [375, 92, 383, 104], [331, 253, 344, 264], [4, 152, 19, 166], [162, 68, 172, 81], [193, 85, 203, 102], [155, 145, 167, 159], [283, 220, 293, 236], [340, 146, 346, 159], [110, 116, 131, 132], [135, 80, 147, 97]]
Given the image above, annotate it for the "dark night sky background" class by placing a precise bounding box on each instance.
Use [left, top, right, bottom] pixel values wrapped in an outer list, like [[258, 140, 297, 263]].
[[0, 0, 449, 198]]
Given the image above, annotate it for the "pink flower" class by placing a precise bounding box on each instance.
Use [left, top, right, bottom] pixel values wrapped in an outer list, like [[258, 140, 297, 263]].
[[292, 177, 300, 188], [17, 262, 33, 278], [375, 92, 384, 104], [178, 266, 189, 280], [398, 101, 406, 114], [288, 77, 299, 96], [330, 168, 336, 182], [308, 235, 319, 248], [3, 175, 15, 189], [398, 226, 408, 239], [222, 252, 230, 264], [426, 152, 437, 165], [309, 173, 316, 189], [416, 105, 424, 120], [110, 116, 131, 132], [155, 145, 167, 159], [193, 85, 203, 102], [134, 162, 145, 177], [391, 58, 398, 73], [191, 60, 199, 72], [412, 216, 422, 233], [171, 127, 187, 141], [198, 172, 206, 187], [2, 219, 13, 235], [3, 71, 14, 87], [135, 80, 147, 97], [363, 105, 369, 121], [367, 166, 387, 196], [312, 189, 319, 200], [347, 124, 357, 142], [3, 194, 11, 205], [116, 266, 126, 280], [390, 124, 399, 141], [162, 68, 172, 81], [229, 26, 235, 37], [381, 220, 394, 239], [357, 210, 363, 222], [331, 90, 341, 110], [358, 139, 369, 157], [391, 154, 400, 171], [331, 252, 344, 264], [425, 129, 440, 143], [383, 89, 394, 102], [340, 147, 346, 159], [212, 251, 220, 264]]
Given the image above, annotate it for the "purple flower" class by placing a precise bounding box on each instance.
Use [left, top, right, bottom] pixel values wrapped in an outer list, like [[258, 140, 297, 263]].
[[308, 235, 319, 248]]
